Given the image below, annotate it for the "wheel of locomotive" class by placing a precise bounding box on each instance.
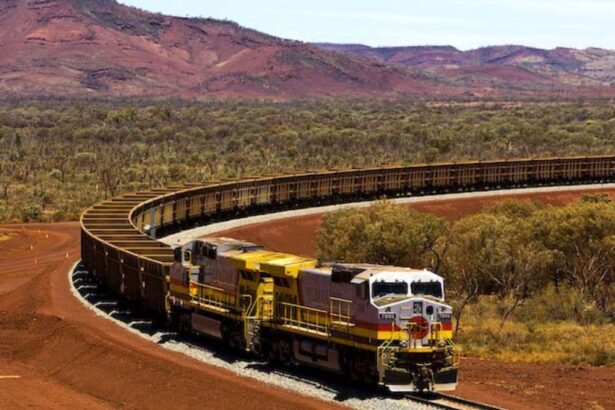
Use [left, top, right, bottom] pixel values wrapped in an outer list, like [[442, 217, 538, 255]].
[[173, 307, 191, 335], [221, 319, 244, 350], [341, 348, 360, 382], [277, 336, 293, 364], [265, 335, 279, 364], [364, 354, 378, 385], [341, 348, 377, 384], [266, 333, 291, 364], [355, 351, 378, 384]]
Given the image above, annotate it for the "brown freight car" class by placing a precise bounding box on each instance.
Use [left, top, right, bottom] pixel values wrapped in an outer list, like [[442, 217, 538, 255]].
[[80, 155, 615, 316]]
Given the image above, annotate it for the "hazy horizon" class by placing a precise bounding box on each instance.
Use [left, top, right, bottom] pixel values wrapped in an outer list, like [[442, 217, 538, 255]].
[[118, 0, 615, 51]]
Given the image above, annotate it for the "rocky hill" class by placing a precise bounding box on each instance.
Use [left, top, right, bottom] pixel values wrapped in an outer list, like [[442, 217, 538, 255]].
[[315, 43, 615, 92], [0, 0, 613, 99], [0, 0, 464, 99]]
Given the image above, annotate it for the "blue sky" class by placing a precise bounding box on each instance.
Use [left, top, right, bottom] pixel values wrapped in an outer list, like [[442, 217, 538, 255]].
[[119, 0, 615, 50]]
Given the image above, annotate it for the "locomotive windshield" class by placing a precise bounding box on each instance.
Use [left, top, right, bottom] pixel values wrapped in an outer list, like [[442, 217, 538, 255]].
[[372, 281, 408, 299], [410, 281, 443, 299]]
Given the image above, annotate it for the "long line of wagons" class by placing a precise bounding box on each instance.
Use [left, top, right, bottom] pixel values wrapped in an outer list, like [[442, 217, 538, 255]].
[[81, 156, 615, 392]]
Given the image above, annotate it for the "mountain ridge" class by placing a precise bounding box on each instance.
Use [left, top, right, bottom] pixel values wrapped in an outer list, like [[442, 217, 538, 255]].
[[0, 0, 614, 99], [314, 43, 615, 90]]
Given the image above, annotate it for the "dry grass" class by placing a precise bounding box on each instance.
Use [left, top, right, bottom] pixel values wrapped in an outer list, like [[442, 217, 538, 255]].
[[456, 293, 615, 365], [0, 232, 13, 242]]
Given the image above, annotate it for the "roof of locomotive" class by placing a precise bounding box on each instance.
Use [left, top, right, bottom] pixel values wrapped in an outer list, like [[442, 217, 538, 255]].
[[200, 237, 259, 247], [300, 262, 440, 284], [170, 236, 253, 247]]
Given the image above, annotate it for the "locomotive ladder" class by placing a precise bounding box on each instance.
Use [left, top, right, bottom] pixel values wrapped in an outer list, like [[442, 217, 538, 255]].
[[376, 334, 396, 384], [242, 295, 272, 353]]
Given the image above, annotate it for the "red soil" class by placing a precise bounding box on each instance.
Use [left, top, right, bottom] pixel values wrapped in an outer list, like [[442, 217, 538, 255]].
[[2, 187, 614, 409], [213, 187, 615, 410], [0, 223, 339, 410]]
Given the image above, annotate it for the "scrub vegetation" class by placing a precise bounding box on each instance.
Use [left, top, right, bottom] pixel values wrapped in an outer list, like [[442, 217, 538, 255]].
[[317, 196, 615, 365], [2, 99, 615, 223]]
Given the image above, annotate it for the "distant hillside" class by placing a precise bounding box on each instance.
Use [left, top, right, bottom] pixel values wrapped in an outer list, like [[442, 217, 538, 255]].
[[0, 0, 464, 99], [315, 43, 615, 92], [0, 0, 613, 99]]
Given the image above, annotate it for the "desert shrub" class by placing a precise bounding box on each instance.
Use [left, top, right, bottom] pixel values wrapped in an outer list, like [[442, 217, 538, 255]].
[[317, 200, 447, 269], [2, 99, 615, 223], [458, 296, 615, 365], [316, 198, 615, 364]]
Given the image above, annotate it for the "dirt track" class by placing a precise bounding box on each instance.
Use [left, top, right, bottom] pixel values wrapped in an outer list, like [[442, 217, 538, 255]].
[[1, 188, 615, 410]]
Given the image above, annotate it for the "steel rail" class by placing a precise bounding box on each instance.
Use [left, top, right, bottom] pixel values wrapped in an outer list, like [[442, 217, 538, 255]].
[[406, 392, 506, 410]]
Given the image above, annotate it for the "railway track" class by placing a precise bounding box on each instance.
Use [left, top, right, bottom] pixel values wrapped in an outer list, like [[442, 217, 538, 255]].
[[77, 155, 615, 409], [406, 393, 505, 410]]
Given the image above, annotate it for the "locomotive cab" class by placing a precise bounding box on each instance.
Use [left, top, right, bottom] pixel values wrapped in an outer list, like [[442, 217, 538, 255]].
[[367, 269, 457, 392], [321, 264, 458, 392]]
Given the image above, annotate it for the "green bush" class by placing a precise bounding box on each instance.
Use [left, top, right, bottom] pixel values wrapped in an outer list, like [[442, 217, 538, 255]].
[[2, 99, 615, 223]]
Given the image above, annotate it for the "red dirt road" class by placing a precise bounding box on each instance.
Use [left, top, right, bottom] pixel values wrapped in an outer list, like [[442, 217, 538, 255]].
[[214, 187, 615, 410], [0, 223, 339, 410]]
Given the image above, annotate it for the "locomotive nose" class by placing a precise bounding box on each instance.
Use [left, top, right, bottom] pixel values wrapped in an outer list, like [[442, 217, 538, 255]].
[[408, 315, 429, 340]]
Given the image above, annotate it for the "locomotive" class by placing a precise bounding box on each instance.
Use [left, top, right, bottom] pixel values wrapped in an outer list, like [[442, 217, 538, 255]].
[[168, 237, 458, 392]]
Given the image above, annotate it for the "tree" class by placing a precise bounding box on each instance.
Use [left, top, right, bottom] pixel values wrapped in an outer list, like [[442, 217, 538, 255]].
[[529, 201, 615, 319], [317, 200, 447, 270], [97, 155, 123, 198], [442, 202, 548, 332]]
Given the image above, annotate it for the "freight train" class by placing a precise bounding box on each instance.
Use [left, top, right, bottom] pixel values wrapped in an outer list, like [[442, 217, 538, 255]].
[[80, 156, 615, 391], [169, 237, 457, 392]]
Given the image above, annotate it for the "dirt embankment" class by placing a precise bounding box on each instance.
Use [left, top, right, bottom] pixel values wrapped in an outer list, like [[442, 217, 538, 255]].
[[213, 187, 615, 410], [0, 223, 339, 410]]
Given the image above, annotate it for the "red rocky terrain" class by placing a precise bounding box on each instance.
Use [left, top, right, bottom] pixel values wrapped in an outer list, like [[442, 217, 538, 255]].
[[1, 0, 614, 100], [0, 0, 461, 100]]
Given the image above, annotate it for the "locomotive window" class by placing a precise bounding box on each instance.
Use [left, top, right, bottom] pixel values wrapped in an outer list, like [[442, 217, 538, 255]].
[[410, 281, 443, 299], [173, 247, 182, 263], [204, 245, 217, 259], [372, 282, 408, 298], [193, 241, 203, 258]]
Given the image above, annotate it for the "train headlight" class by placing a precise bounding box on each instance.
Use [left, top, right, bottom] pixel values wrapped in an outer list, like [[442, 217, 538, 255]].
[[400, 340, 408, 348]]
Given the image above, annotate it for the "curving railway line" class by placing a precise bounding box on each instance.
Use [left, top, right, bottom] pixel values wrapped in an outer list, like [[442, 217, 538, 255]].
[[79, 155, 615, 406], [406, 393, 505, 410], [81, 155, 615, 319], [80, 156, 615, 409]]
